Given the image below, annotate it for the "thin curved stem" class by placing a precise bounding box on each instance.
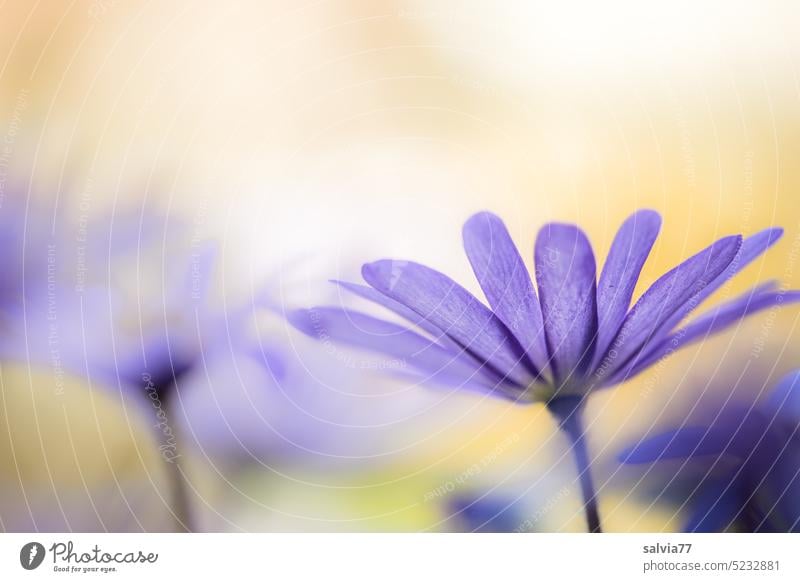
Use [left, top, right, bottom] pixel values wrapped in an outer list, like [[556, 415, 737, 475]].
[[144, 375, 195, 533], [549, 397, 603, 533], [564, 419, 602, 533], [166, 456, 195, 533]]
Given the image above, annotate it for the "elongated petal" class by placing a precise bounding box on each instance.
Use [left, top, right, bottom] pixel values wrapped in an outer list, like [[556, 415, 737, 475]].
[[622, 407, 769, 463], [333, 280, 455, 347], [462, 212, 548, 374], [287, 307, 503, 390], [534, 223, 598, 383], [645, 228, 784, 348], [593, 210, 661, 367], [609, 285, 800, 385], [619, 427, 731, 463], [362, 260, 536, 385], [335, 280, 502, 383], [729, 227, 784, 273], [594, 235, 742, 384]]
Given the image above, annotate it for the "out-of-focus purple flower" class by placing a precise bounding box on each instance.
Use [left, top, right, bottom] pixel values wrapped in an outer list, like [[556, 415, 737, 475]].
[[620, 370, 800, 532], [0, 194, 61, 317], [174, 328, 443, 470], [446, 493, 527, 533], [3, 207, 280, 401], [2, 198, 443, 531], [289, 209, 800, 532], [4, 200, 447, 527], [0, 204, 282, 531]]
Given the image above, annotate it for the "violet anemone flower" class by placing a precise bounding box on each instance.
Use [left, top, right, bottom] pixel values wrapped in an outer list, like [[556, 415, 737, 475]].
[[620, 370, 800, 532], [289, 210, 800, 532], [2, 209, 280, 531]]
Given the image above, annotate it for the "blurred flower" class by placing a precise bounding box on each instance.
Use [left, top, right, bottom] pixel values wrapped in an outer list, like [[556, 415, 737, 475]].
[[1, 205, 282, 398], [446, 493, 528, 533], [1, 198, 437, 531], [176, 326, 441, 470], [620, 370, 800, 532], [0, 194, 60, 319], [0, 202, 282, 531], [289, 209, 800, 532]]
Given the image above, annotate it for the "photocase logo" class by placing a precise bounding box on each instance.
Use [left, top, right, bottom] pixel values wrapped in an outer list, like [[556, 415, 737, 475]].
[[19, 542, 46, 570]]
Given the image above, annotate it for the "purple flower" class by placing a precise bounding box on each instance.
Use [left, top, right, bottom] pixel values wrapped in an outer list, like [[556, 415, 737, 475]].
[[0, 205, 281, 531], [290, 209, 800, 531], [4, 209, 277, 400], [620, 370, 800, 532], [447, 493, 526, 533]]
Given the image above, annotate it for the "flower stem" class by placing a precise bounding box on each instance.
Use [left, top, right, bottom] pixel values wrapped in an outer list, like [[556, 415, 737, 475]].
[[565, 419, 602, 533], [166, 456, 195, 533], [548, 397, 603, 533], [145, 376, 195, 533]]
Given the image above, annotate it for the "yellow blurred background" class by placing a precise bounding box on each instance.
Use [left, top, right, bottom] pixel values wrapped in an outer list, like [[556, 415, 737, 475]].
[[2, 0, 799, 532]]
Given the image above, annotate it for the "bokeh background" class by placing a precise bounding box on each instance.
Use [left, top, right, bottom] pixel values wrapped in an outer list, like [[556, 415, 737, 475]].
[[1, 0, 800, 532]]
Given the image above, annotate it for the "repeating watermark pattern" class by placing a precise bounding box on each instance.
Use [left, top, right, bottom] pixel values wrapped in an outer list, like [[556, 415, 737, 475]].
[[74, 178, 94, 294], [305, 306, 408, 370], [396, 7, 456, 21], [740, 149, 754, 235], [450, 75, 500, 96], [190, 197, 210, 301], [751, 224, 800, 359], [142, 372, 181, 463], [675, 105, 697, 192], [512, 486, 571, 532], [0, 88, 29, 203], [88, 0, 119, 22], [46, 244, 66, 396], [423, 433, 520, 502]]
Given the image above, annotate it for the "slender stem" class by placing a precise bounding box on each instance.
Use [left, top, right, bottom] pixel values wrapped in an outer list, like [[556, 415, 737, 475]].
[[145, 375, 195, 533], [166, 456, 195, 533], [564, 419, 602, 533], [549, 397, 603, 533]]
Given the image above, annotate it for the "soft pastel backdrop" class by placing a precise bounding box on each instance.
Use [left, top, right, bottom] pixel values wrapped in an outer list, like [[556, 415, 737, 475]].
[[1, 0, 799, 531]]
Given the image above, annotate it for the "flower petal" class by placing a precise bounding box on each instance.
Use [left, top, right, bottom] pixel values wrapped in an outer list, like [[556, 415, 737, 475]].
[[333, 280, 466, 352], [729, 227, 784, 273], [334, 280, 508, 383], [287, 306, 505, 390], [619, 427, 731, 463], [621, 407, 770, 463], [593, 235, 742, 384], [462, 212, 548, 375], [593, 210, 661, 367], [644, 228, 784, 349], [608, 284, 800, 386], [534, 223, 598, 384], [361, 260, 536, 385]]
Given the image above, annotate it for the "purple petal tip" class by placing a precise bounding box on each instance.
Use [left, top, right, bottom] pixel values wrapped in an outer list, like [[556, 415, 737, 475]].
[[463, 211, 502, 226], [630, 209, 662, 228], [286, 308, 317, 337], [362, 259, 409, 290]]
